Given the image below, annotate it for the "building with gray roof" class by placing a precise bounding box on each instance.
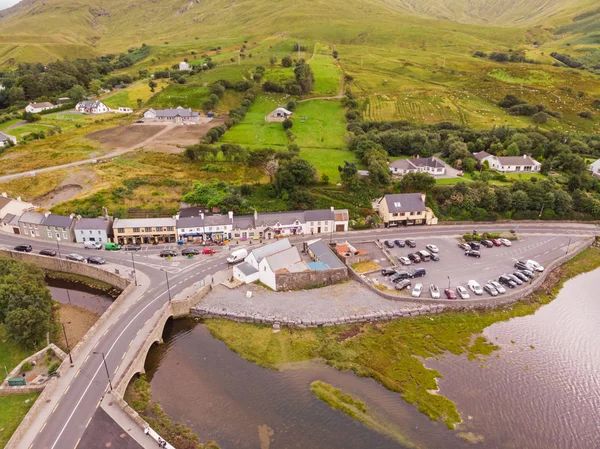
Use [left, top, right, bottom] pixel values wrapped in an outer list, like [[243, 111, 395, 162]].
[[143, 106, 199, 123], [389, 156, 447, 176], [377, 193, 438, 227], [306, 239, 345, 270], [74, 218, 111, 244]]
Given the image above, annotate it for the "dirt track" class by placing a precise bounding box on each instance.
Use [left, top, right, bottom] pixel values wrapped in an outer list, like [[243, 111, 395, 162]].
[[87, 125, 167, 150]]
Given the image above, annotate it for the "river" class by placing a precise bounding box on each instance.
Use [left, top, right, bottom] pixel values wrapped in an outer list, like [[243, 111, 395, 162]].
[[145, 268, 600, 449], [46, 277, 114, 315]]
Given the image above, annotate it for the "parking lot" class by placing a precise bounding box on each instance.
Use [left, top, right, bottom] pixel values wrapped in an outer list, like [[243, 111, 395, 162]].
[[365, 235, 584, 299]]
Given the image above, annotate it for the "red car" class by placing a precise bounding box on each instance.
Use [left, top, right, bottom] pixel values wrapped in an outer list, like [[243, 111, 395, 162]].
[[444, 288, 457, 299], [202, 248, 216, 255], [491, 238, 502, 246]]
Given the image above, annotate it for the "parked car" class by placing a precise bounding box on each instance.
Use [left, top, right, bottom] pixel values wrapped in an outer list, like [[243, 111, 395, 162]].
[[491, 238, 502, 246], [514, 261, 531, 271], [429, 284, 441, 299], [395, 279, 411, 291], [14, 244, 32, 252], [484, 282, 499, 296], [405, 239, 417, 248], [134, 120, 144, 123], [411, 283, 423, 298], [86, 256, 105, 265], [202, 248, 216, 255], [425, 244, 439, 253], [513, 271, 529, 282], [456, 286, 470, 299], [123, 244, 142, 251], [458, 243, 471, 251], [468, 280, 483, 295], [394, 239, 406, 248], [468, 242, 480, 250], [408, 253, 421, 263], [499, 238, 512, 247], [84, 241, 102, 250], [381, 268, 397, 276], [430, 253, 440, 261], [498, 275, 517, 288], [384, 240, 394, 249], [409, 267, 426, 278], [65, 253, 86, 262], [182, 248, 200, 256], [465, 250, 481, 258], [489, 280, 506, 294], [417, 250, 431, 261], [507, 274, 523, 286], [444, 288, 457, 299], [39, 249, 57, 257], [518, 269, 535, 279], [390, 271, 411, 282], [480, 239, 494, 248], [525, 259, 544, 272], [159, 250, 177, 258], [398, 256, 412, 266], [105, 242, 121, 251]]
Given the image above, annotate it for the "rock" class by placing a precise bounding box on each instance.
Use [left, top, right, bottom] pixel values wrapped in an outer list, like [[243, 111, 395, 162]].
[[272, 323, 280, 330]]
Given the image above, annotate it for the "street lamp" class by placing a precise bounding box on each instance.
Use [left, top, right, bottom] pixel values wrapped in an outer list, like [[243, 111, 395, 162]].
[[56, 237, 62, 259], [566, 237, 572, 255], [65, 288, 72, 306], [131, 253, 138, 286], [93, 351, 113, 391], [165, 270, 172, 302], [61, 322, 73, 365], [447, 276, 451, 289]]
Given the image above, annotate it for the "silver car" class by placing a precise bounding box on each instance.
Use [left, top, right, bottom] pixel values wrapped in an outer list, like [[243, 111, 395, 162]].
[[398, 256, 412, 266], [456, 285, 470, 299], [65, 253, 86, 262], [484, 282, 498, 296], [429, 284, 441, 299], [489, 280, 506, 294]]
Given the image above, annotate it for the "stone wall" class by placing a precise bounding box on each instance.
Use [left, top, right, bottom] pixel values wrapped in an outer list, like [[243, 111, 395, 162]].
[[275, 267, 348, 291], [0, 249, 130, 290]]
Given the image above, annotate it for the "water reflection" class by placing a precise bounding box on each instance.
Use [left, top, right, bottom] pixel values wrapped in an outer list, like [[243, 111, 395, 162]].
[[47, 277, 113, 314]]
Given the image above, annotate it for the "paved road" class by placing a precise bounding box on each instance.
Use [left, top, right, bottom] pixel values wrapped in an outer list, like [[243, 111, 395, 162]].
[[0, 221, 597, 449]]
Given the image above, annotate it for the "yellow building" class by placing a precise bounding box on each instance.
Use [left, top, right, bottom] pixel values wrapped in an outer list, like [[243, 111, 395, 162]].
[[113, 218, 177, 244], [377, 193, 437, 227]]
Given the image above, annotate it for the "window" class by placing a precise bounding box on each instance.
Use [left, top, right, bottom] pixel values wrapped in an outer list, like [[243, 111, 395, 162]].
[[98, 231, 101, 234], [24, 228, 29, 235], [249, 232, 254, 236], [35, 231, 39, 236], [234, 233, 240, 238], [47, 231, 52, 238], [63, 231, 68, 240], [82, 237, 86, 241], [133, 228, 140, 233], [145, 227, 152, 232], [318, 221, 321, 225], [117, 228, 124, 233]]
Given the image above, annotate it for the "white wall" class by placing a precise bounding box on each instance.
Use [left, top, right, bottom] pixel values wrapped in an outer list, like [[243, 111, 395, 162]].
[[75, 229, 108, 243], [258, 259, 277, 290], [233, 265, 260, 284]]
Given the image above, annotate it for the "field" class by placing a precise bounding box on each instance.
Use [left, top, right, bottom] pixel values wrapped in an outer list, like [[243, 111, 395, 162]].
[[308, 43, 342, 96], [0, 324, 31, 383], [101, 81, 168, 109], [0, 393, 39, 448], [86, 124, 167, 150], [146, 85, 211, 110]]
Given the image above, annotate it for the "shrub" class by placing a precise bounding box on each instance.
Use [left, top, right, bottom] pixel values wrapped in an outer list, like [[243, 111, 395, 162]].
[[48, 361, 61, 375], [21, 362, 33, 372], [282, 118, 293, 130], [579, 111, 594, 119]]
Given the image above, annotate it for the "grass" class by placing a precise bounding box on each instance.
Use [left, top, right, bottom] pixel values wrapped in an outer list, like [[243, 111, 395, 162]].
[[0, 393, 40, 448], [351, 260, 381, 273], [308, 44, 341, 96], [101, 81, 167, 109], [205, 245, 600, 429], [292, 100, 347, 149], [147, 84, 211, 110], [0, 324, 32, 383], [45, 271, 120, 296]]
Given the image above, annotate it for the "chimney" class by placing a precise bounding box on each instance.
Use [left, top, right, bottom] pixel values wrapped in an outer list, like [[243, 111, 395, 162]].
[[102, 206, 108, 218], [200, 212, 204, 219], [523, 154, 527, 159], [1, 192, 6, 198], [69, 213, 75, 219], [330, 206, 334, 211], [228, 211, 233, 220], [17, 196, 21, 202], [421, 193, 426, 203], [254, 209, 258, 220], [44, 212, 51, 217], [175, 213, 179, 220]]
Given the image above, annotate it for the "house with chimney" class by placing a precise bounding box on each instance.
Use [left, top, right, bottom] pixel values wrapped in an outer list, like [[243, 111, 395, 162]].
[[76, 100, 110, 114], [375, 193, 438, 227], [473, 152, 541, 173], [25, 102, 58, 114], [143, 106, 199, 123], [389, 156, 448, 176]]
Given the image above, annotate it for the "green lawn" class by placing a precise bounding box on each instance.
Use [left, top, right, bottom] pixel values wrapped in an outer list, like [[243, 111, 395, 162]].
[[102, 82, 165, 109], [308, 44, 341, 95], [147, 84, 211, 109], [292, 99, 347, 149], [0, 324, 31, 382], [0, 393, 39, 448], [300, 147, 360, 181], [0, 119, 21, 131]]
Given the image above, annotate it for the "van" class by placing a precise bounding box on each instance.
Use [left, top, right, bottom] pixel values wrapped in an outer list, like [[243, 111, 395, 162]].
[[409, 268, 427, 278], [417, 250, 431, 262], [105, 242, 121, 251], [227, 248, 248, 264], [84, 241, 102, 249]]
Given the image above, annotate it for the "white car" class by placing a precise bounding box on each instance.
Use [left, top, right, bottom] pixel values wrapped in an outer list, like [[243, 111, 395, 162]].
[[489, 280, 506, 294], [425, 244, 439, 253], [468, 280, 483, 295], [429, 284, 441, 299], [398, 256, 412, 266], [412, 283, 423, 298], [499, 238, 512, 247], [525, 259, 544, 272], [456, 285, 470, 299]]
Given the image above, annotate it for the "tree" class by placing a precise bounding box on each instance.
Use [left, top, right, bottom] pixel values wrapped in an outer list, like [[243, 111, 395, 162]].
[[293, 61, 315, 94], [89, 79, 104, 96], [281, 56, 293, 67], [5, 306, 51, 348], [332, 50, 338, 59], [505, 142, 520, 156], [321, 173, 330, 184], [286, 100, 297, 112], [282, 118, 293, 130], [398, 172, 435, 192], [532, 112, 550, 124], [8, 86, 25, 104], [137, 98, 143, 108], [274, 158, 317, 192], [148, 80, 157, 92], [67, 84, 87, 102], [210, 82, 226, 98], [269, 56, 277, 66], [182, 180, 233, 208], [21, 111, 41, 122], [511, 190, 529, 210], [338, 161, 358, 186]]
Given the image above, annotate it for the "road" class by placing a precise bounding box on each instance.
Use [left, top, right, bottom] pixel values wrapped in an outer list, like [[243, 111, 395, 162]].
[[0, 221, 597, 449]]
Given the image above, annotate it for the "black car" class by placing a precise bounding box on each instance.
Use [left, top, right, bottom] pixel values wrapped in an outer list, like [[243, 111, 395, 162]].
[[390, 271, 411, 282], [513, 271, 529, 282], [123, 244, 142, 251], [14, 244, 32, 252], [480, 239, 494, 248], [498, 275, 517, 288], [408, 253, 421, 263], [381, 268, 397, 276], [384, 240, 394, 249], [87, 256, 106, 265], [39, 249, 57, 257], [405, 239, 417, 248], [518, 269, 535, 278], [409, 267, 426, 278], [395, 279, 411, 291], [468, 242, 480, 250], [394, 239, 406, 248], [430, 253, 440, 261], [182, 248, 200, 256], [159, 250, 177, 258], [465, 250, 481, 258], [507, 274, 523, 285]]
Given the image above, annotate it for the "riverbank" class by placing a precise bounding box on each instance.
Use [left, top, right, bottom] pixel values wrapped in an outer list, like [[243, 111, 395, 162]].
[[55, 303, 100, 350], [45, 270, 122, 298], [204, 245, 600, 429]]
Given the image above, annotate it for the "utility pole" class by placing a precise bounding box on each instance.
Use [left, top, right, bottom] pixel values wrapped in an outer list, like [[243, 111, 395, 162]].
[[65, 288, 72, 306], [131, 253, 138, 286], [447, 276, 451, 289], [165, 271, 172, 302], [94, 352, 113, 391], [56, 238, 62, 259], [62, 323, 73, 365], [566, 237, 571, 255]]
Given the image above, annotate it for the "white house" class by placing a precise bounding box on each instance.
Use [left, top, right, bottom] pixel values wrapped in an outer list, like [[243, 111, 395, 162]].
[[272, 107, 292, 118], [589, 158, 600, 177], [473, 152, 541, 173], [304, 208, 349, 234], [76, 100, 110, 114], [232, 262, 260, 284], [257, 245, 309, 291], [0, 192, 36, 220], [176, 215, 204, 241], [389, 157, 447, 176], [245, 239, 292, 270], [179, 61, 190, 71], [1, 214, 20, 234], [116, 107, 133, 113], [74, 218, 111, 244], [25, 102, 58, 113], [143, 106, 199, 123], [0, 132, 17, 147]]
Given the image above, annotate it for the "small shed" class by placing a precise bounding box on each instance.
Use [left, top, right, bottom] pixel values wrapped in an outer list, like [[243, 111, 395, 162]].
[[273, 107, 292, 118], [233, 261, 260, 284]]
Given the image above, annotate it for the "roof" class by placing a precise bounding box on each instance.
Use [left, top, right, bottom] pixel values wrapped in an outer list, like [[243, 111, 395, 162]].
[[256, 211, 305, 227], [264, 246, 308, 273], [235, 261, 259, 276], [390, 157, 445, 170], [176, 216, 203, 228], [250, 238, 292, 263], [77, 100, 105, 108], [384, 193, 426, 213], [74, 218, 109, 231], [232, 215, 255, 229], [305, 209, 334, 222], [178, 207, 207, 218], [204, 215, 232, 226], [496, 155, 539, 166], [473, 151, 491, 161], [42, 214, 74, 228], [0, 196, 11, 209], [307, 240, 345, 269], [0, 132, 15, 142], [389, 159, 414, 170], [274, 107, 292, 115], [1, 213, 16, 224], [307, 261, 329, 271], [19, 211, 45, 225], [334, 209, 349, 222], [29, 102, 55, 109], [113, 217, 176, 228], [154, 106, 198, 119]]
